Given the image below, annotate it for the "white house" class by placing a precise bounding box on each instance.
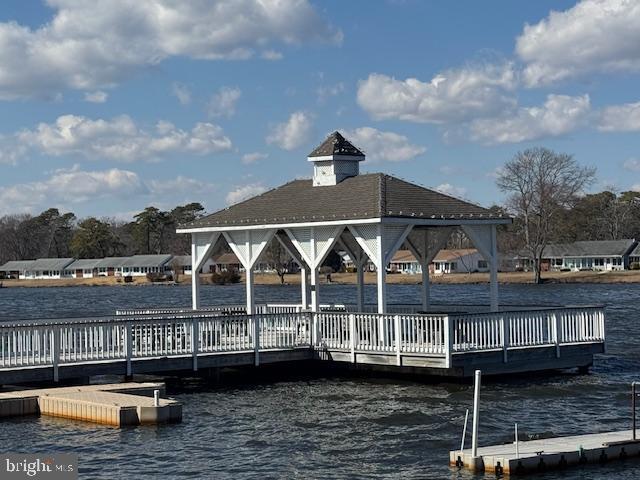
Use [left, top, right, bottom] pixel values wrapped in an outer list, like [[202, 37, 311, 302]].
[[0, 260, 35, 279], [66, 259, 102, 278], [23, 258, 75, 279], [388, 248, 488, 275], [630, 244, 640, 267], [543, 239, 637, 271], [170, 255, 215, 275], [115, 255, 173, 277]]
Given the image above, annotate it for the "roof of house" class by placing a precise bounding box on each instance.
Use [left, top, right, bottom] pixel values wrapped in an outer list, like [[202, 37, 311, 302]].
[[212, 252, 240, 264], [0, 260, 35, 272], [27, 258, 75, 271], [390, 250, 417, 263], [544, 239, 638, 258], [308, 131, 365, 158], [67, 259, 102, 270], [171, 255, 192, 266], [121, 255, 173, 268], [93, 257, 129, 268], [631, 244, 640, 257], [433, 249, 479, 262], [182, 173, 505, 229]]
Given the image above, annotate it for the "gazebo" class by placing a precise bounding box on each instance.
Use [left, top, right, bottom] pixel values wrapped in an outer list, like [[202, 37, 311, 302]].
[[178, 132, 510, 314]]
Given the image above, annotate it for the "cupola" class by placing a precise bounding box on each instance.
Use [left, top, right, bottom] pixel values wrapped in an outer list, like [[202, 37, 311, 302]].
[[308, 131, 365, 186]]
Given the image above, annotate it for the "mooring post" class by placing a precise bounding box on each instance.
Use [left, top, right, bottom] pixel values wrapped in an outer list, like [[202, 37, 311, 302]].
[[154, 389, 160, 407], [461, 408, 469, 451], [471, 369, 481, 458], [515, 423, 519, 458]]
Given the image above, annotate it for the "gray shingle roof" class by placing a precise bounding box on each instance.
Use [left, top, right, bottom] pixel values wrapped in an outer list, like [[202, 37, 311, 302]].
[[308, 131, 364, 158], [182, 173, 505, 229], [67, 259, 102, 270], [0, 260, 35, 272], [28, 258, 75, 271], [94, 257, 129, 268], [628, 243, 640, 257], [171, 255, 191, 266], [121, 255, 172, 268], [544, 239, 637, 258]]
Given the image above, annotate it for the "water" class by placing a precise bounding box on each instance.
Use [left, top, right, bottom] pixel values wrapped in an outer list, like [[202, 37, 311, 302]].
[[1, 282, 640, 479]]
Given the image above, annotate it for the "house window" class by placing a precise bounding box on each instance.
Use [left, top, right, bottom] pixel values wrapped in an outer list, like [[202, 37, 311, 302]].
[[478, 260, 487, 269], [613, 258, 622, 266], [553, 258, 563, 267], [594, 258, 604, 267]]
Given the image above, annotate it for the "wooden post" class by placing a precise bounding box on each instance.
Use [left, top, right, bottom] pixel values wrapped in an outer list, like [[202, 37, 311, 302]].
[[502, 314, 509, 363], [300, 265, 308, 310], [246, 267, 254, 315], [254, 315, 260, 366], [191, 236, 200, 310], [349, 313, 356, 363], [489, 225, 499, 312], [421, 257, 429, 311], [356, 261, 365, 313], [191, 318, 198, 371], [471, 369, 482, 458], [52, 326, 60, 382], [125, 322, 133, 377], [310, 266, 319, 313], [394, 314, 401, 366], [444, 316, 453, 368]]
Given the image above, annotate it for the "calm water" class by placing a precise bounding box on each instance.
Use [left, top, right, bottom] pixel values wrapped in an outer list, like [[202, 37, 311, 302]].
[[1, 282, 640, 479]]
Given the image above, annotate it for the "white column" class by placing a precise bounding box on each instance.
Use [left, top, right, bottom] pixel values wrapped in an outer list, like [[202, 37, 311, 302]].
[[356, 261, 365, 312], [421, 257, 429, 312], [489, 225, 498, 312], [310, 266, 319, 312], [376, 226, 387, 314], [300, 265, 308, 309], [191, 237, 200, 310], [246, 266, 255, 315]]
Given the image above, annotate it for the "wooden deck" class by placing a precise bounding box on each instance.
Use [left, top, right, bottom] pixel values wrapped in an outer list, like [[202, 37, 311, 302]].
[[0, 304, 605, 384]]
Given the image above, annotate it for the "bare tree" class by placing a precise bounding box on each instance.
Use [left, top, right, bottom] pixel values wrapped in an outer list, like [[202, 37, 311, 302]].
[[497, 148, 595, 284], [262, 239, 293, 284]]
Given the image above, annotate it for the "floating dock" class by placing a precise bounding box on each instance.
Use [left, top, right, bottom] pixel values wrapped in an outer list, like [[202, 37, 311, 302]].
[[450, 430, 640, 475], [0, 382, 181, 426]]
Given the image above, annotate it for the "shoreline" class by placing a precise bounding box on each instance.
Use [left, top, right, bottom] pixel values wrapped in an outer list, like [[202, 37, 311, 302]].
[[2, 270, 640, 288]]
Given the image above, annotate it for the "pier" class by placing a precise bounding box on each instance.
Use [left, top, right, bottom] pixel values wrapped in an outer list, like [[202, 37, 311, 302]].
[[0, 303, 604, 384]]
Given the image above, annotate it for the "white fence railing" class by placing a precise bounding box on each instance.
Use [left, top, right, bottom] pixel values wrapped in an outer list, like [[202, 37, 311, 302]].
[[0, 306, 604, 379]]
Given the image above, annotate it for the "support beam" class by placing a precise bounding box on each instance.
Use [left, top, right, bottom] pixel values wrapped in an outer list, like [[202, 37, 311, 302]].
[[310, 266, 319, 313], [301, 266, 308, 310], [191, 232, 221, 310], [376, 224, 387, 315], [356, 261, 365, 313], [489, 225, 498, 312], [462, 225, 500, 312], [246, 267, 255, 315]]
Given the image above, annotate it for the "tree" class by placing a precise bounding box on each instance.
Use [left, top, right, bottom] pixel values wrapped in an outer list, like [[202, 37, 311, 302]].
[[262, 238, 293, 284], [496, 147, 595, 284], [70, 218, 123, 258], [132, 207, 170, 254]]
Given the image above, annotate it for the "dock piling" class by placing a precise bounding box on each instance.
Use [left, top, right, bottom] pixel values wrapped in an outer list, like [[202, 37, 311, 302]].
[[461, 408, 469, 451], [471, 369, 481, 458]]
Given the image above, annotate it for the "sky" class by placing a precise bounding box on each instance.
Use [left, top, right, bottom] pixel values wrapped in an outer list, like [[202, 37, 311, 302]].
[[0, 0, 639, 220]]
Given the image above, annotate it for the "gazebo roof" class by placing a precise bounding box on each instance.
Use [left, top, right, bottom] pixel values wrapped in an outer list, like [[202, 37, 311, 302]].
[[181, 173, 506, 229], [308, 131, 364, 158]]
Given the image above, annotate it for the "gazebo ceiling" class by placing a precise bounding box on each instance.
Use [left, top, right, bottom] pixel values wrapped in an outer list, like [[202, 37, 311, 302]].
[[180, 172, 508, 229]]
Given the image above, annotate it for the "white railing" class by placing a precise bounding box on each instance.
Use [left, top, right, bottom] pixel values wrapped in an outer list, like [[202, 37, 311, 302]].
[[0, 306, 605, 379]]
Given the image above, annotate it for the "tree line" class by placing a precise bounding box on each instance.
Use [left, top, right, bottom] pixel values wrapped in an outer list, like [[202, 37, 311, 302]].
[[0, 203, 206, 265]]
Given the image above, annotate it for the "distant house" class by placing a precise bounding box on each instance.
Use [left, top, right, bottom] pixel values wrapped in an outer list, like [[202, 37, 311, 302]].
[[66, 259, 102, 278], [431, 249, 488, 275], [630, 244, 640, 267], [170, 255, 215, 275], [542, 239, 638, 271], [0, 260, 35, 279], [387, 248, 488, 275], [116, 255, 173, 277], [24, 258, 75, 279], [212, 252, 242, 273], [94, 257, 128, 276]]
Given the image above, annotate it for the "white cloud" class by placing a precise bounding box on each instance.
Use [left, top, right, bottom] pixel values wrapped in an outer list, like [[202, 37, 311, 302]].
[[316, 82, 345, 103], [357, 63, 517, 123], [517, 0, 640, 87], [340, 127, 426, 162], [226, 183, 267, 205], [632, 184, 640, 192], [84, 91, 108, 103], [470, 94, 591, 144], [241, 152, 268, 164], [623, 158, 640, 172], [172, 83, 191, 105], [0, 167, 143, 215], [207, 86, 241, 118], [266, 111, 313, 150], [436, 183, 467, 198], [261, 50, 283, 60], [12, 114, 232, 162], [598, 101, 640, 132], [147, 176, 214, 195], [0, 0, 342, 99]]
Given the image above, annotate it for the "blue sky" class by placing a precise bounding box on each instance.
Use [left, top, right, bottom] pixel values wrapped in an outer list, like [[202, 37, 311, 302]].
[[0, 0, 639, 219]]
